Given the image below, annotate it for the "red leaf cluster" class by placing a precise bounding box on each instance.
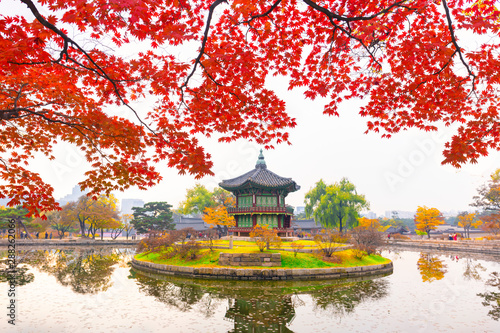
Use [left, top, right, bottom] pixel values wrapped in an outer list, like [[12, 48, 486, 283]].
[[2, 0, 500, 215]]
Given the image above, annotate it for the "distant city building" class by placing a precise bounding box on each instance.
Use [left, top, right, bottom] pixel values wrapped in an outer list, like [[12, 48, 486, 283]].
[[361, 211, 377, 219], [121, 199, 145, 215], [385, 210, 415, 219], [57, 185, 87, 206], [441, 210, 459, 217], [294, 206, 305, 215], [386, 209, 461, 219]]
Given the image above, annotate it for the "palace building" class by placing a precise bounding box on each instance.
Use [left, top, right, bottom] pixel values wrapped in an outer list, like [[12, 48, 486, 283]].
[[219, 150, 300, 237]]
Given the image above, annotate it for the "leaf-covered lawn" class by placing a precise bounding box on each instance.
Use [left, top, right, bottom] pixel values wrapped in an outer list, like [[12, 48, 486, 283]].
[[135, 241, 390, 269]]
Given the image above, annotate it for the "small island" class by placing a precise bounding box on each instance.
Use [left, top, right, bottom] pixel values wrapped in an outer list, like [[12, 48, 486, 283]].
[[131, 238, 393, 281], [132, 151, 392, 280]]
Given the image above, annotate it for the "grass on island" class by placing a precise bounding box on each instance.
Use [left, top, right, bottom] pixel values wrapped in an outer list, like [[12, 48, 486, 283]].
[[135, 241, 390, 269]]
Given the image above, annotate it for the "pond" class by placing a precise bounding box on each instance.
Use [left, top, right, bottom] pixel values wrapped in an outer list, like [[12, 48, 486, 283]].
[[1, 247, 499, 332]]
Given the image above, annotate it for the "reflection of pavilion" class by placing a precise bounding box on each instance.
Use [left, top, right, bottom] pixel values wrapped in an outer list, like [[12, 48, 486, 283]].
[[224, 296, 295, 333], [130, 269, 391, 332]]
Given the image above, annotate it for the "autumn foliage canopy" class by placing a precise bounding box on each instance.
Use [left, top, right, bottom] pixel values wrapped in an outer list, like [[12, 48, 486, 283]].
[[2, 0, 500, 215]]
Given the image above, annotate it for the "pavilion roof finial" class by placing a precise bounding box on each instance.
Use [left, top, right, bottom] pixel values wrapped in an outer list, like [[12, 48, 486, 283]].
[[255, 149, 267, 169]]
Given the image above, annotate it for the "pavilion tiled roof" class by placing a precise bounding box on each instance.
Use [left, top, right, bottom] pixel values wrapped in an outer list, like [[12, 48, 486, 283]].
[[219, 150, 300, 193]]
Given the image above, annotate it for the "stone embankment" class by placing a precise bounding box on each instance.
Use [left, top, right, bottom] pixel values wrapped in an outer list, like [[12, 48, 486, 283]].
[[131, 258, 393, 281], [0, 239, 139, 247], [386, 239, 500, 254]]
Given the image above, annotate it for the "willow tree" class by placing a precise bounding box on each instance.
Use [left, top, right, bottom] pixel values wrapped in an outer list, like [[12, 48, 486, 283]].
[[305, 178, 368, 233]]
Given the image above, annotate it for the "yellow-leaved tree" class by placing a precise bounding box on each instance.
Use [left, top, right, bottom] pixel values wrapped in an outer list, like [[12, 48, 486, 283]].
[[414, 206, 444, 239], [202, 204, 235, 237], [358, 217, 390, 232], [417, 253, 448, 283], [250, 224, 281, 252], [457, 212, 482, 239]]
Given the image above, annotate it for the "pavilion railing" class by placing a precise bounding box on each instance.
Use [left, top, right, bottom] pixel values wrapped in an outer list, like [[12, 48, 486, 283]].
[[228, 227, 294, 232], [228, 206, 294, 214]]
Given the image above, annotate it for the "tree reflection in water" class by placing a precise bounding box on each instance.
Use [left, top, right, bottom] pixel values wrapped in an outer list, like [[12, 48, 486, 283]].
[[0, 260, 34, 286], [463, 258, 486, 281], [130, 269, 209, 312], [417, 252, 447, 283], [131, 269, 391, 333], [0, 247, 132, 294], [309, 279, 389, 318], [477, 272, 500, 321]]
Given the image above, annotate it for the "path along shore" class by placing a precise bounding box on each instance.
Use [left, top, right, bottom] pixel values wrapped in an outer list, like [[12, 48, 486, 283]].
[[386, 238, 500, 255], [0, 237, 139, 247]]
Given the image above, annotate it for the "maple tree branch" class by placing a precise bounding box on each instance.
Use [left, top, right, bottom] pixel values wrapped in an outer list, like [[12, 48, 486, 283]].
[[180, 0, 227, 92], [301, 0, 408, 22], [240, 0, 283, 24], [329, 20, 383, 70], [432, 49, 457, 76], [0, 158, 9, 172], [441, 0, 476, 89], [19, 0, 161, 145], [12, 83, 28, 110]]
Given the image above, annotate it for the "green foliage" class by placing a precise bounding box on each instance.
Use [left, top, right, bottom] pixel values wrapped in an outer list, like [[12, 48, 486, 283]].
[[178, 184, 214, 215], [305, 178, 368, 232], [132, 202, 174, 234], [0, 205, 40, 237], [178, 184, 234, 216]]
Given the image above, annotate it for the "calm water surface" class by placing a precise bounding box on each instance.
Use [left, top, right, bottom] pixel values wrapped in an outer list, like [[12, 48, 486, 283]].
[[1, 247, 500, 332]]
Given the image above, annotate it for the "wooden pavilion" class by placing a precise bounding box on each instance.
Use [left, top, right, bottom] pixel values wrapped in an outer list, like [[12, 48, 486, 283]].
[[219, 150, 300, 237]]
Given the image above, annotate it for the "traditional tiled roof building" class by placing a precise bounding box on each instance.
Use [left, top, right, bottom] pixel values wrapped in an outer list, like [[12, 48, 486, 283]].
[[219, 150, 300, 237]]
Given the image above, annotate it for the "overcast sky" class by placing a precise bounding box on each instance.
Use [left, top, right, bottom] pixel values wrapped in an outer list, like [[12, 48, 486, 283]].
[[6, 0, 500, 217]]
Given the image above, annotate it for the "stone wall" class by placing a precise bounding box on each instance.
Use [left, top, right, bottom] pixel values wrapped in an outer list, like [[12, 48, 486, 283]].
[[131, 258, 393, 281], [387, 239, 500, 254], [218, 252, 281, 267]]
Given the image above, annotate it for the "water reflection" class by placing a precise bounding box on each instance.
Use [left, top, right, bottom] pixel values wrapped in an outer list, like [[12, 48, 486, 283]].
[[416, 252, 448, 283], [131, 269, 391, 333], [310, 279, 389, 317], [2, 248, 500, 331], [0, 261, 34, 286], [477, 272, 500, 321], [0, 247, 133, 293], [129, 269, 209, 311], [463, 258, 486, 281], [225, 296, 295, 333]]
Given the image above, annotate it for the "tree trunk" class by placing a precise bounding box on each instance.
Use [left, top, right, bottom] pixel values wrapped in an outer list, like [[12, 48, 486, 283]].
[[78, 217, 86, 238], [101, 228, 103, 240], [18, 220, 33, 239]]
